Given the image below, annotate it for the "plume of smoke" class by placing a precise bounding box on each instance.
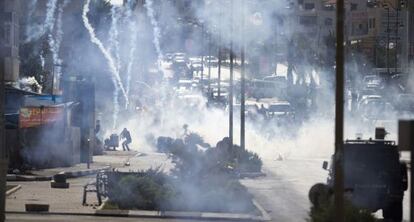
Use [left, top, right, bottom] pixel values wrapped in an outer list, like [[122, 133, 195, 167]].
[[45, 0, 58, 34], [40, 51, 45, 70], [19, 77, 43, 94], [144, 0, 164, 72], [108, 4, 122, 74], [82, 0, 129, 129], [107, 4, 123, 125], [49, 0, 70, 85], [44, 0, 58, 73]]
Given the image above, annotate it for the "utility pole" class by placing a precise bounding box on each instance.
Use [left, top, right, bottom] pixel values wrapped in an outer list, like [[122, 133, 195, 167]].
[[387, 6, 390, 74], [229, 0, 234, 148], [201, 23, 205, 83], [334, 0, 345, 221], [0, 51, 5, 222], [408, 0, 414, 67], [217, 5, 223, 99], [395, 2, 399, 73], [218, 45, 222, 98], [208, 33, 212, 94], [240, 0, 246, 150]]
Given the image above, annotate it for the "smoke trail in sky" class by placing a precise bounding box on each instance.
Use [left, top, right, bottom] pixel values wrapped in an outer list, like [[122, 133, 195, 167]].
[[45, 0, 58, 93], [145, 0, 163, 72], [107, 4, 123, 124], [49, 0, 70, 88], [82, 0, 128, 129], [45, 0, 58, 33], [125, 0, 138, 99], [109, 4, 122, 74]]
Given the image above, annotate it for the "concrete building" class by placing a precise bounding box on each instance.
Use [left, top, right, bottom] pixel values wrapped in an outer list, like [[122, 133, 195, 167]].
[[290, 0, 409, 70], [0, 0, 20, 82]]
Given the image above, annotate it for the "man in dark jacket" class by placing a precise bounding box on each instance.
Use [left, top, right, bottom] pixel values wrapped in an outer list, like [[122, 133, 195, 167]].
[[120, 128, 132, 151]]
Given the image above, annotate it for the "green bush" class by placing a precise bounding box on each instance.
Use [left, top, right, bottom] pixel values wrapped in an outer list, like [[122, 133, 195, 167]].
[[110, 170, 175, 210], [108, 134, 261, 213], [309, 198, 378, 222]]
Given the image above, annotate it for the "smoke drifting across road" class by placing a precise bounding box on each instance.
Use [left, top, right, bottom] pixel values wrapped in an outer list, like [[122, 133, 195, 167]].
[[22, 1, 412, 161]]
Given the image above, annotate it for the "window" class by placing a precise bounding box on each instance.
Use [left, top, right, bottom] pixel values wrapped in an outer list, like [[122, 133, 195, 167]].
[[304, 3, 315, 10], [325, 18, 333, 26], [299, 16, 317, 25], [368, 18, 376, 29], [351, 3, 358, 11], [4, 24, 11, 45]]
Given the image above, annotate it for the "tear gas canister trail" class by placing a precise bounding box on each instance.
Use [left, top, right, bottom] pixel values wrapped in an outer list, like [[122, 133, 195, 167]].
[[125, 0, 139, 99], [82, 0, 129, 128], [145, 0, 164, 73]]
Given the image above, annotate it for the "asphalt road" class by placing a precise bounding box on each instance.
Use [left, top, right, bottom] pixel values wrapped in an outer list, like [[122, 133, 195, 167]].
[[240, 158, 328, 222], [242, 157, 411, 222]]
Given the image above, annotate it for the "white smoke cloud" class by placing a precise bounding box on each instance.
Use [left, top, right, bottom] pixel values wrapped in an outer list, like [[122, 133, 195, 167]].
[[145, 0, 164, 72], [125, 0, 139, 99]]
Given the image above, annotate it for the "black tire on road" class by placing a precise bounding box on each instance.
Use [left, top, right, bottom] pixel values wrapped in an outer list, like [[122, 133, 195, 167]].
[[309, 183, 331, 208], [383, 200, 403, 222]]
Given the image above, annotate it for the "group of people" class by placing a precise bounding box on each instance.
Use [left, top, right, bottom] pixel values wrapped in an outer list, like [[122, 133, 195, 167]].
[[96, 120, 132, 151]]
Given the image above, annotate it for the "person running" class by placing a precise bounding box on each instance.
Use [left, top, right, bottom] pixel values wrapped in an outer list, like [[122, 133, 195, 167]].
[[120, 128, 132, 151]]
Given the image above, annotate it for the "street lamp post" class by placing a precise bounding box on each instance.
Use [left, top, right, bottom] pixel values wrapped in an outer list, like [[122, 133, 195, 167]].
[[229, 0, 234, 148], [0, 44, 5, 222], [240, 0, 246, 150], [387, 5, 390, 74], [208, 33, 212, 94], [201, 23, 205, 83], [218, 45, 222, 98], [395, 3, 400, 73]]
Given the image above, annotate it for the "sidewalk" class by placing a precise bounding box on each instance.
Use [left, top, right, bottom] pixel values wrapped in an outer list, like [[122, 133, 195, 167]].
[[5, 151, 269, 221], [6, 151, 155, 215], [7, 151, 139, 181]]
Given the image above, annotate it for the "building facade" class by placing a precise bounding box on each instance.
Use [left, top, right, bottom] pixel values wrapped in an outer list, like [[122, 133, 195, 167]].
[[0, 0, 20, 82]]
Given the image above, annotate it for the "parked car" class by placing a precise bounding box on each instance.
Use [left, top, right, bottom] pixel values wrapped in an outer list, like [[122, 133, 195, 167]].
[[204, 56, 218, 67]]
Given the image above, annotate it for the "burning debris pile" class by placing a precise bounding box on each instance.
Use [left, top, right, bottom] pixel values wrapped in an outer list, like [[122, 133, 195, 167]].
[[103, 134, 262, 213]]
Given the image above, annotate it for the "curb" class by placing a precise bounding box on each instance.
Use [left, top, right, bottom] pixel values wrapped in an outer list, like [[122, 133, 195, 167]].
[[7, 166, 111, 182], [6, 198, 272, 221], [239, 172, 267, 179], [93, 199, 271, 221], [252, 199, 271, 221], [6, 185, 21, 196], [63, 166, 111, 178], [96, 209, 264, 221], [7, 174, 51, 182]]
